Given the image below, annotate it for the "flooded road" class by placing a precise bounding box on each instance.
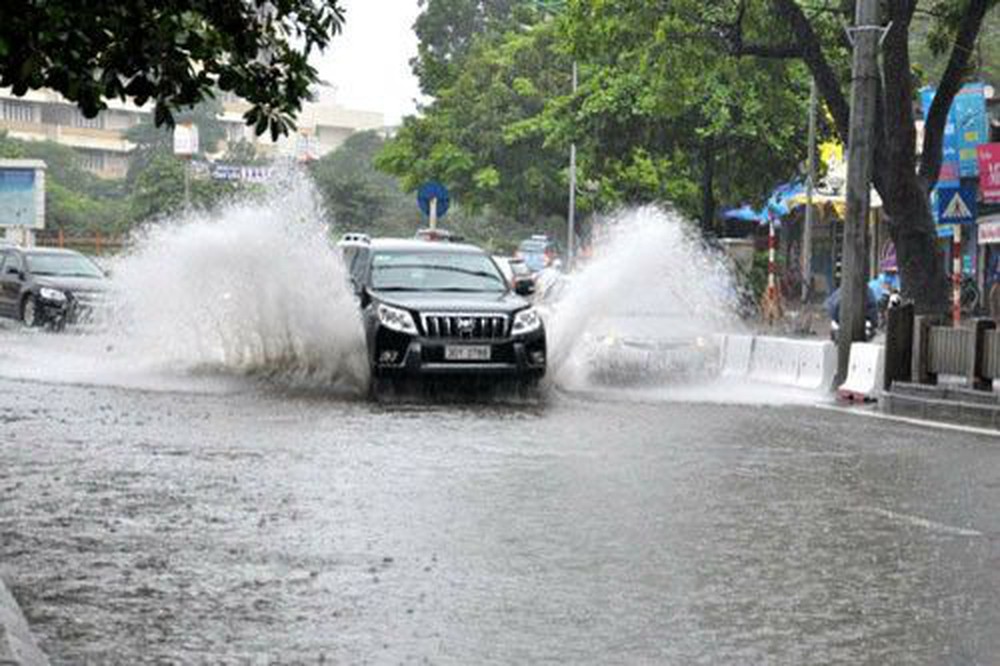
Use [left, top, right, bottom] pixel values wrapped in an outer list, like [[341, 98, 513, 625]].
[[3, 373, 1000, 664]]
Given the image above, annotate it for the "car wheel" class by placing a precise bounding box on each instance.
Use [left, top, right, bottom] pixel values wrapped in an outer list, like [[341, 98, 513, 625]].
[[21, 295, 39, 328]]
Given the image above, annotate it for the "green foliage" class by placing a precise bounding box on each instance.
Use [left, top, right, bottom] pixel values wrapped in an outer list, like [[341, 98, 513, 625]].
[[911, 5, 1000, 88], [383, 0, 813, 231], [124, 96, 228, 183], [412, 0, 532, 95], [380, 21, 573, 221], [128, 153, 239, 223], [309, 130, 417, 237], [0, 131, 126, 234], [0, 1, 344, 139]]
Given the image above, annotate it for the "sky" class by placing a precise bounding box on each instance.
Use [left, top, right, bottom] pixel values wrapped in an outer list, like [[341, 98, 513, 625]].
[[314, 0, 426, 126]]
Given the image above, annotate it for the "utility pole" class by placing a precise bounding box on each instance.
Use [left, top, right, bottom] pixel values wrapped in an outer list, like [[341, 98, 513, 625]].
[[801, 78, 817, 303], [836, 0, 882, 385], [567, 59, 577, 269]]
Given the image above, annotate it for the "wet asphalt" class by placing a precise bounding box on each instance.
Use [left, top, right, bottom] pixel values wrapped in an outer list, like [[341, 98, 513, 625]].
[[2, 368, 1000, 665]]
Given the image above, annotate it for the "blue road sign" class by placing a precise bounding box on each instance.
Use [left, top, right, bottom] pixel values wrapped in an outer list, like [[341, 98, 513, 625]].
[[417, 181, 450, 218], [935, 185, 977, 225]]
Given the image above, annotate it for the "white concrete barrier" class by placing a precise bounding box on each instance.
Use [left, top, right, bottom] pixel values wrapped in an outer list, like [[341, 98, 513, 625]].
[[749, 336, 802, 385], [837, 342, 885, 401], [719, 334, 755, 377], [793, 339, 837, 391], [718, 335, 836, 392]]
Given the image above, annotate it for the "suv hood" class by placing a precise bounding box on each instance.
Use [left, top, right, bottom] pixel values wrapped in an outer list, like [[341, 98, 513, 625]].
[[371, 289, 530, 314], [35, 275, 109, 293]]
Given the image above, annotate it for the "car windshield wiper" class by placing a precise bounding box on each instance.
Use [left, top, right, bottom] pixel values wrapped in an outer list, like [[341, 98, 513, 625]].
[[432, 287, 505, 293], [376, 286, 429, 292]]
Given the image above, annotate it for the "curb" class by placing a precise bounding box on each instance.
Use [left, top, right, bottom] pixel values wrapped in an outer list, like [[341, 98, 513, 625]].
[[0, 573, 49, 666]]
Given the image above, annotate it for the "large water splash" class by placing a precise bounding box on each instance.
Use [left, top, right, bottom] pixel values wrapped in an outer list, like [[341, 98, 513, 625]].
[[0, 173, 369, 393], [544, 206, 744, 389]]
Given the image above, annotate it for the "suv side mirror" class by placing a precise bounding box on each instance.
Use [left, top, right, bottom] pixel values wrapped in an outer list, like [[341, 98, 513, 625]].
[[6, 266, 22, 279], [514, 278, 535, 296]]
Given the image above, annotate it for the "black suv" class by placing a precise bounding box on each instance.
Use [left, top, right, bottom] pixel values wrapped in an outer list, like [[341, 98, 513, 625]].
[[343, 238, 546, 388], [0, 246, 109, 328]]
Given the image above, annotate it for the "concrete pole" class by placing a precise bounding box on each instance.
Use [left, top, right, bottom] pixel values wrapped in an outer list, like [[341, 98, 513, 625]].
[[567, 59, 578, 269], [835, 0, 881, 386], [802, 78, 817, 302]]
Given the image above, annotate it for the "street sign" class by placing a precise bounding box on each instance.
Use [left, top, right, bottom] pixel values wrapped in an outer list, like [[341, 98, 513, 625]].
[[417, 181, 449, 219], [936, 185, 977, 225], [173, 122, 199, 156]]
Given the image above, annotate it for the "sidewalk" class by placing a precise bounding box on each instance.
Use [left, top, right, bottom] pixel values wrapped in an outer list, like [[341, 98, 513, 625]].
[[0, 573, 49, 666]]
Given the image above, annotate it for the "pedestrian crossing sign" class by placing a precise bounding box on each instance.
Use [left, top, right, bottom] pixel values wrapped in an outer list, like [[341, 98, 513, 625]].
[[935, 185, 977, 225]]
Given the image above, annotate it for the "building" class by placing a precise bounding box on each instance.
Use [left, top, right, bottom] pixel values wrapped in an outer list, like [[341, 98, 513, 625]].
[[0, 88, 385, 179]]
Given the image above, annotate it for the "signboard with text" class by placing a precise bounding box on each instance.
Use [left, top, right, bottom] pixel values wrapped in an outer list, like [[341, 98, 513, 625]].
[[979, 143, 1000, 203], [920, 83, 988, 183]]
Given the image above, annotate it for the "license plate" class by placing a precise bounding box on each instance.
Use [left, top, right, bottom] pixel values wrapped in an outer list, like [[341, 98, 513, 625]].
[[444, 345, 491, 361]]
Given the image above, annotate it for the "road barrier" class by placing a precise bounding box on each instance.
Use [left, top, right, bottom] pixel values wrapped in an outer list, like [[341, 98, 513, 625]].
[[717, 334, 836, 392], [837, 342, 885, 401], [719, 334, 755, 377], [0, 575, 49, 665]]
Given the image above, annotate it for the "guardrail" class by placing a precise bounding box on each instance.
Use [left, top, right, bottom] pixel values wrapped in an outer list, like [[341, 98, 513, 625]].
[[34, 231, 126, 255]]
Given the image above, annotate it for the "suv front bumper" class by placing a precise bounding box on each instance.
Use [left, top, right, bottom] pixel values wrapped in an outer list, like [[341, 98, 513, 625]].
[[370, 326, 547, 379]]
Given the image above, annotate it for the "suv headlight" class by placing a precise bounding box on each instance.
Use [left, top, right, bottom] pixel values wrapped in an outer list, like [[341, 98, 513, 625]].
[[376, 303, 418, 334], [39, 287, 67, 303], [511, 307, 542, 335]]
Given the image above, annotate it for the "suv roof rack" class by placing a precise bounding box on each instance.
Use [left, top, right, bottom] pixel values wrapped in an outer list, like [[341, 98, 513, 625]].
[[338, 232, 371, 245]]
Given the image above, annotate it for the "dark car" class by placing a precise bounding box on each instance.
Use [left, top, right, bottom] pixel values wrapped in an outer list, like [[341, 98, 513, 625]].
[[0, 247, 109, 329], [343, 238, 546, 391]]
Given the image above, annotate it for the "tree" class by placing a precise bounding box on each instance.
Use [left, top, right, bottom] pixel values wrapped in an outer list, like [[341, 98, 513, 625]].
[[0, 131, 128, 234], [385, 2, 813, 232], [124, 96, 228, 184], [713, 0, 999, 312], [381, 21, 574, 222], [310, 131, 417, 237], [412, 0, 530, 94], [554, 0, 813, 228], [0, 0, 345, 139]]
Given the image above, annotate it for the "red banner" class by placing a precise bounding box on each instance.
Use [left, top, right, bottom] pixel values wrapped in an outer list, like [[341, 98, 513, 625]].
[[979, 143, 1000, 202]]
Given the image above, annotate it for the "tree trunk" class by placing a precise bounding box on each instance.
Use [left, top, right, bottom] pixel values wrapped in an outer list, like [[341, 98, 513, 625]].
[[886, 196, 947, 313]]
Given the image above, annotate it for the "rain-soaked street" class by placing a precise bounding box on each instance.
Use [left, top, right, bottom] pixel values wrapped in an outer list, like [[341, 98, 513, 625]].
[[3, 367, 1000, 664]]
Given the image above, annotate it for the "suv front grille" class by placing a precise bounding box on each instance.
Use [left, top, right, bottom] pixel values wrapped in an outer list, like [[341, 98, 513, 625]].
[[421, 313, 508, 339]]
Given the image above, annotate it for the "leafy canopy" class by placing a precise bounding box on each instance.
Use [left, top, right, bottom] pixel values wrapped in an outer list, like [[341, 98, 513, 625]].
[[0, 0, 345, 139]]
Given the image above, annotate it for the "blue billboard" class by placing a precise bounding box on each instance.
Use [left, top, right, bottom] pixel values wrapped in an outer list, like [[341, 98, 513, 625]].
[[921, 83, 988, 181], [0, 168, 37, 228]]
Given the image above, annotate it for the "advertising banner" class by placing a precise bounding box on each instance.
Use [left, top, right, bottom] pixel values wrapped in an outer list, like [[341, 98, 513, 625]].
[[979, 143, 1000, 203], [920, 83, 988, 182], [0, 169, 36, 228]]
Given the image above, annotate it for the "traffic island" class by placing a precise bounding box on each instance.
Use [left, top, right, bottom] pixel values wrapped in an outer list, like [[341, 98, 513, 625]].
[[0, 574, 49, 666]]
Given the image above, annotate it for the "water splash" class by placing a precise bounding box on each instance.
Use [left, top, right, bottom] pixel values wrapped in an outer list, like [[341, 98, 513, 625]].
[[544, 206, 744, 389], [0, 173, 369, 393]]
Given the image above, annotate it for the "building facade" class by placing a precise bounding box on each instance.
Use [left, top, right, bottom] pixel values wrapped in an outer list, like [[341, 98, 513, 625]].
[[0, 88, 384, 179]]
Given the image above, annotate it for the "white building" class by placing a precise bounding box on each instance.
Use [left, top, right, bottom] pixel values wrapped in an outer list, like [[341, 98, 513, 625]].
[[0, 88, 385, 179]]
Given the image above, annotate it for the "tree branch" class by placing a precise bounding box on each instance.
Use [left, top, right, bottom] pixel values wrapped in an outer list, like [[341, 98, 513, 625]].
[[918, 0, 991, 188], [879, 0, 920, 216], [769, 0, 850, 145]]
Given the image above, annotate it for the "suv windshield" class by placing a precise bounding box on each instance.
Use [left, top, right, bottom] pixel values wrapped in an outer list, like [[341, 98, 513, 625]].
[[26, 252, 104, 278], [372, 251, 507, 292]]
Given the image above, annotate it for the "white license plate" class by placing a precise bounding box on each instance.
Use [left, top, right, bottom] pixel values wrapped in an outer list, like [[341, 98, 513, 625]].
[[444, 345, 491, 361]]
